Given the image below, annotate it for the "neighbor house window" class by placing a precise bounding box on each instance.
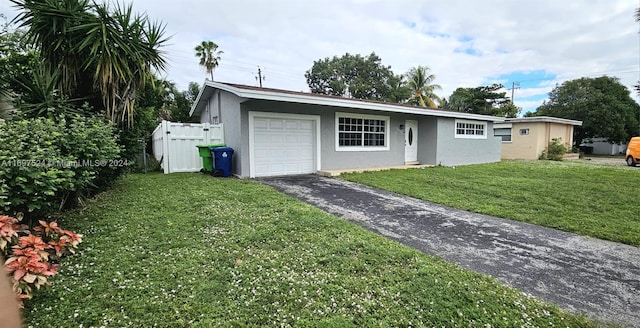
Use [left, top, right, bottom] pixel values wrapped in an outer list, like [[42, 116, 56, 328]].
[[335, 112, 389, 151], [520, 128, 530, 135], [455, 120, 487, 139], [494, 128, 512, 142]]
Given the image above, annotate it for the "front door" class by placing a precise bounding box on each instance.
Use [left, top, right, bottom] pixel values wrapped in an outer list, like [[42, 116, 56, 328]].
[[404, 120, 418, 163]]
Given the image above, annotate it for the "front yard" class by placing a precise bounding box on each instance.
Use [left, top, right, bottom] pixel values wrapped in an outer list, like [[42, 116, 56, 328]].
[[24, 173, 600, 327], [341, 160, 640, 246]]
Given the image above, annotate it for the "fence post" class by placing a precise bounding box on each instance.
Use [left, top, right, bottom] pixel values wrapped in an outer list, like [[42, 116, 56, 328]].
[[161, 120, 170, 174]]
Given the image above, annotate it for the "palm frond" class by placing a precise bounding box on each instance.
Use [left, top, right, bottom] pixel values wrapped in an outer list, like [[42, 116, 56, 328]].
[[406, 66, 442, 108], [195, 40, 222, 80]]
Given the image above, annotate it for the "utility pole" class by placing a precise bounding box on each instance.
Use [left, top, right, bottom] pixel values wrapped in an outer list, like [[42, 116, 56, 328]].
[[255, 66, 265, 88], [510, 81, 520, 104]]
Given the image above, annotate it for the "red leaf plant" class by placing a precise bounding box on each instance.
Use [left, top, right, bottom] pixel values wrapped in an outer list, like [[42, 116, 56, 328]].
[[1, 215, 82, 307]]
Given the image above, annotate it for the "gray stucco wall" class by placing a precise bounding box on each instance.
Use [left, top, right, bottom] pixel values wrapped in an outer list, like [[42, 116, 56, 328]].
[[242, 100, 417, 172], [216, 92, 244, 176], [199, 93, 212, 123], [202, 90, 500, 177], [200, 90, 220, 124], [435, 118, 501, 166], [418, 118, 438, 165]]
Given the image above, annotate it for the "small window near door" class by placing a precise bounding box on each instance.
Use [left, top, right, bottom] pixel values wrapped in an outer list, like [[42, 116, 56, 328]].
[[455, 120, 487, 139], [519, 128, 530, 136]]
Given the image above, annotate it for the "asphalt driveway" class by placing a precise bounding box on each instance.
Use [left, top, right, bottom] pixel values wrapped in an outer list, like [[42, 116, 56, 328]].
[[258, 175, 640, 327]]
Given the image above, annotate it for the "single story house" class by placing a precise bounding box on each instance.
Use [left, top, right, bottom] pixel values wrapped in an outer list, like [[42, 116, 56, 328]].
[[190, 81, 504, 178], [494, 116, 582, 160]]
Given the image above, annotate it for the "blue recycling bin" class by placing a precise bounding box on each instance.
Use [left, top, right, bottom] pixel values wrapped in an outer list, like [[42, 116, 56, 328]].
[[210, 147, 234, 177]]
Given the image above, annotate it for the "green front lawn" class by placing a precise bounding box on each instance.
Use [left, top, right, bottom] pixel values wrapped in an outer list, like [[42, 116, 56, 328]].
[[341, 160, 640, 246], [24, 173, 601, 327]]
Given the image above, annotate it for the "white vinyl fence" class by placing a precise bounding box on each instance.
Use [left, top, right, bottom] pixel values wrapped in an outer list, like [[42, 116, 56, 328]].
[[152, 120, 224, 173]]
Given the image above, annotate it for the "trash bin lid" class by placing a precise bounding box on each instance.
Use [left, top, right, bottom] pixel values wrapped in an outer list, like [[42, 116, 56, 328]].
[[211, 146, 234, 152], [196, 143, 225, 149]]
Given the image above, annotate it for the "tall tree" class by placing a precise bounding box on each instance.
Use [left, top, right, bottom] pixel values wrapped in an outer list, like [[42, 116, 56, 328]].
[[172, 82, 200, 123], [444, 84, 519, 117], [11, 0, 169, 126], [406, 66, 442, 107], [194, 41, 223, 81], [385, 74, 412, 103], [531, 76, 639, 145], [305, 52, 406, 102]]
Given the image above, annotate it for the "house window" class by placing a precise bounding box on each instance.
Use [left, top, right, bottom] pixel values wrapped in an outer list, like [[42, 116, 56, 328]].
[[336, 113, 389, 151], [520, 128, 530, 135], [455, 120, 487, 139], [494, 128, 512, 142]]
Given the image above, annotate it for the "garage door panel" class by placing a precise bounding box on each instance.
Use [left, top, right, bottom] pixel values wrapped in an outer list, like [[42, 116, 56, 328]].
[[284, 134, 300, 143], [254, 149, 270, 159], [284, 150, 301, 158], [252, 115, 316, 177], [254, 163, 269, 176], [299, 121, 312, 129], [253, 119, 268, 129], [269, 120, 284, 129], [285, 120, 300, 130], [299, 134, 313, 144]]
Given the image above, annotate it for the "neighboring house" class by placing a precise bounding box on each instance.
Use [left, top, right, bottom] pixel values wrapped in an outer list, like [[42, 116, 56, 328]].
[[579, 138, 627, 155], [494, 116, 582, 160], [190, 81, 504, 178]]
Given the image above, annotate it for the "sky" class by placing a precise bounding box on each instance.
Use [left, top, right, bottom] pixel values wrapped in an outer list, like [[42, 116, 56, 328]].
[[2, 0, 639, 115]]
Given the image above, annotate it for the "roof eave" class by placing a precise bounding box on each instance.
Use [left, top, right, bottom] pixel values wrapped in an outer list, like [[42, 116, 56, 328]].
[[189, 79, 212, 117], [197, 82, 506, 122], [501, 116, 583, 126]]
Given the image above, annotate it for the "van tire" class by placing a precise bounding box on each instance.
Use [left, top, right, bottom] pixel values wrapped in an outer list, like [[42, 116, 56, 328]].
[[627, 156, 636, 167]]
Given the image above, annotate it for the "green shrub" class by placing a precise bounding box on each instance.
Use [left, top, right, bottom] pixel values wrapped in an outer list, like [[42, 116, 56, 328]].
[[0, 115, 121, 221], [116, 106, 160, 171], [540, 138, 568, 161]]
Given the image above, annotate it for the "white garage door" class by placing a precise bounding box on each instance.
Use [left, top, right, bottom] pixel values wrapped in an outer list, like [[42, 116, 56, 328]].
[[251, 114, 317, 177]]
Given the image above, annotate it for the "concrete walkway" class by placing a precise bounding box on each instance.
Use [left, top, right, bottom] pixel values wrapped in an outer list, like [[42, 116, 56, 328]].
[[258, 175, 640, 327]]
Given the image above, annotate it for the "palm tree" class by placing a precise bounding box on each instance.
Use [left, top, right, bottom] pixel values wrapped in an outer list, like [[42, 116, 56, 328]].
[[406, 66, 442, 108], [11, 0, 168, 126], [195, 41, 223, 81], [81, 2, 168, 126]]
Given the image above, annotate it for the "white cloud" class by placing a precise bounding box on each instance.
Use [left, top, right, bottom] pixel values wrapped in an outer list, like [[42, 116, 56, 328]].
[[2, 0, 639, 109]]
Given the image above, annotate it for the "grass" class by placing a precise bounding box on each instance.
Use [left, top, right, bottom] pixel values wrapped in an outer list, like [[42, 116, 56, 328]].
[[583, 154, 625, 158], [341, 160, 640, 246], [22, 173, 604, 327]]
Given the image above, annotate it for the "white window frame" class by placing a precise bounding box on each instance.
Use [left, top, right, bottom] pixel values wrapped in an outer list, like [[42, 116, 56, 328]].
[[455, 119, 487, 139], [335, 112, 390, 151], [494, 127, 512, 142], [520, 128, 530, 136]]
